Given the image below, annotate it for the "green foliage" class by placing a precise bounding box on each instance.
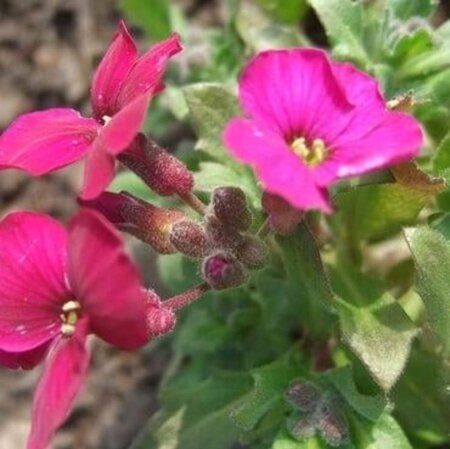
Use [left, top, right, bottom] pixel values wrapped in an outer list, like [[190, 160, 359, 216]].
[[183, 83, 241, 163], [121, 0, 172, 39], [308, 0, 369, 67], [405, 222, 450, 355], [276, 223, 335, 339], [330, 261, 417, 392]]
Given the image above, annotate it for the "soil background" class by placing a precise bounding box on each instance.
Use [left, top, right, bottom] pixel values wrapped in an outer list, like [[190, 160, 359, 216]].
[[0, 1, 449, 449]]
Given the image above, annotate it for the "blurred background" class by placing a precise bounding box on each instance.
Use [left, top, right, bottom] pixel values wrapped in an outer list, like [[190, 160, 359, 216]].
[[0, 1, 449, 448]]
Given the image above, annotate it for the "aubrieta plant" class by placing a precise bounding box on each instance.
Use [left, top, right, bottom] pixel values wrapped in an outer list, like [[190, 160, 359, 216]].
[[0, 1, 450, 448]]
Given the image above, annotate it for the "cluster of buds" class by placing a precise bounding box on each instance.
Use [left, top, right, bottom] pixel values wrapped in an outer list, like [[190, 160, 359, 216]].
[[84, 147, 269, 290], [285, 381, 349, 447]]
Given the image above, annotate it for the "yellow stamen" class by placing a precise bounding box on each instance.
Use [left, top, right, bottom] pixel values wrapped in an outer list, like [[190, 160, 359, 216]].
[[61, 301, 81, 336], [291, 137, 328, 166]]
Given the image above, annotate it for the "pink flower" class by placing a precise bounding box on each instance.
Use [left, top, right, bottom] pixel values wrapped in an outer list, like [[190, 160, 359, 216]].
[[0, 209, 175, 449], [223, 49, 423, 212], [0, 21, 182, 200]]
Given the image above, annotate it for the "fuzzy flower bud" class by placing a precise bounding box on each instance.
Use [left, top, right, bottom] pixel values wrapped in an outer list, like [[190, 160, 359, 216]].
[[80, 191, 185, 254], [314, 399, 349, 447], [143, 289, 176, 338], [202, 251, 248, 290], [206, 215, 244, 250], [237, 236, 268, 269], [212, 186, 252, 231], [119, 133, 194, 196], [262, 191, 304, 235], [285, 381, 321, 412], [169, 220, 209, 258]]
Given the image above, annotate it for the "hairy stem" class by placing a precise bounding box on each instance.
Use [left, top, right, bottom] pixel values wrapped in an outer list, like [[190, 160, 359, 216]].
[[163, 282, 210, 311], [178, 191, 208, 216]]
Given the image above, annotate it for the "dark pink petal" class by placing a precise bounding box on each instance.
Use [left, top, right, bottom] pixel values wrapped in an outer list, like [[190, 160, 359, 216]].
[[91, 21, 138, 119], [79, 93, 151, 200], [0, 109, 100, 175], [27, 320, 89, 449], [99, 92, 152, 156], [116, 33, 182, 109], [317, 112, 423, 185], [328, 61, 387, 145], [79, 142, 116, 200], [0, 212, 69, 352], [224, 118, 332, 213], [0, 342, 50, 370], [68, 209, 148, 350], [238, 49, 352, 143]]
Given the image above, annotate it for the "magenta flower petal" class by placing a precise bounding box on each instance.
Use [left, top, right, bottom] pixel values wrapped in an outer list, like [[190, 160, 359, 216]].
[[116, 33, 182, 109], [0, 109, 101, 175], [317, 112, 423, 185], [27, 320, 90, 449], [0, 343, 50, 370], [238, 49, 352, 141], [0, 212, 69, 352], [79, 143, 116, 200], [91, 21, 138, 120], [79, 92, 152, 200], [99, 91, 152, 156], [224, 118, 332, 212], [68, 209, 148, 350]]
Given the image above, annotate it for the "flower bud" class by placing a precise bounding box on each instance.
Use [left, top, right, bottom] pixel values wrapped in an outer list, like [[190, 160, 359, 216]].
[[212, 186, 252, 231], [80, 191, 185, 254], [287, 415, 316, 441], [262, 191, 304, 235], [143, 289, 176, 339], [206, 215, 244, 250], [202, 251, 248, 290], [237, 236, 268, 269], [169, 220, 209, 258], [119, 133, 194, 196], [285, 381, 321, 412], [314, 399, 349, 447]]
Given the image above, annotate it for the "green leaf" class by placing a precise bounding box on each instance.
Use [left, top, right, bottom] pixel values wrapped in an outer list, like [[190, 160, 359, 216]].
[[322, 366, 387, 421], [330, 262, 417, 392], [273, 429, 327, 449], [350, 414, 413, 449], [121, 0, 171, 39], [131, 372, 253, 449], [183, 83, 241, 163], [232, 358, 303, 431], [256, 0, 308, 24], [433, 131, 450, 174], [157, 253, 200, 295], [404, 225, 450, 354], [276, 223, 335, 339], [336, 164, 446, 241], [388, 0, 438, 19], [236, 1, 307, 52], [194, 161, 261, 210], [392, 347, 450, 446], [307, 0, 369, 67]]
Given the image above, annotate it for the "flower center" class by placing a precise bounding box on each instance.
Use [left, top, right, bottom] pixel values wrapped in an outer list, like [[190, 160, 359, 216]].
[[60, 300, 81, 337], [291, 137, 328, 167], [102, 115, 112, 126]]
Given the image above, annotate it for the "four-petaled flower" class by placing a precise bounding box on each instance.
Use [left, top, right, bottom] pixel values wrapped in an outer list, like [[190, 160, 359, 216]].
[[0, 209, 175, 449], [223, 48, 423, 212], [0, 21, 182, 199]]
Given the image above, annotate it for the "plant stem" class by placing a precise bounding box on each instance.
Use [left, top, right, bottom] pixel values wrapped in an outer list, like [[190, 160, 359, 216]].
[[163, 282, 210, 311], [256, 217, 271, 238], [178, 191, 208, 216]]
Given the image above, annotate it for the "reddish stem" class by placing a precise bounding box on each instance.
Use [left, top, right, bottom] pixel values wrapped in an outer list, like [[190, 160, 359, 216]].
[[178, 191, 208, 216], [163, 282, 210, 311]]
